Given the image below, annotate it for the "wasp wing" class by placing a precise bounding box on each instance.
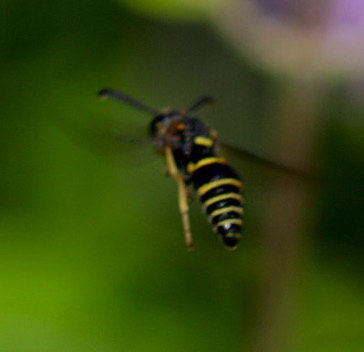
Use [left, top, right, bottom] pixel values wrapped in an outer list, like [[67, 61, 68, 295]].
[[55, 110, 156, 167], [219, 141, 314, 182]]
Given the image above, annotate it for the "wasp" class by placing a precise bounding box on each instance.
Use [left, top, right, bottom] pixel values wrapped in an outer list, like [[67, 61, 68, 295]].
[[98, 88, 244, 250]]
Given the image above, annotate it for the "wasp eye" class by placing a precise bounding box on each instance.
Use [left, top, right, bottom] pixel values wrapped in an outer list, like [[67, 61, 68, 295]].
[[149, 115, 166, 136]]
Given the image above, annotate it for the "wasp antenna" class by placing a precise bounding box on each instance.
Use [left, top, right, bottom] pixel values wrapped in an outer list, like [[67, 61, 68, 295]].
[[186, 96, 214, 114], [98, 88, 160, 115]]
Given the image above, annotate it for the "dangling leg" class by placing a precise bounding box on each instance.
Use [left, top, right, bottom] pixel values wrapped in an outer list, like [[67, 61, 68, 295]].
[[165, 146, 194, 251]]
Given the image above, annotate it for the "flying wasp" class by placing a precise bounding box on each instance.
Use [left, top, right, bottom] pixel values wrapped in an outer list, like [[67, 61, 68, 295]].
[[98, 88, 244, 251]]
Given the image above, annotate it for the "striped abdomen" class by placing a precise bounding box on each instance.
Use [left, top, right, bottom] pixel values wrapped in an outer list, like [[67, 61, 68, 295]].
[[188, 157, 244, 249]]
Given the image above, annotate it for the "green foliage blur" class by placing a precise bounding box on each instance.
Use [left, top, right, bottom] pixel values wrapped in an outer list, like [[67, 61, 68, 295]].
[[0, 0, 363, 351]]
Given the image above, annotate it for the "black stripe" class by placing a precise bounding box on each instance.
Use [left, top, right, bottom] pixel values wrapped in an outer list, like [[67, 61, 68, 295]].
[[211, 210, 242, 225], [200, 184, 241, 203], [191, 163, 239, 189], [206, 198, 242, 215], [217, 222, 242, 235]]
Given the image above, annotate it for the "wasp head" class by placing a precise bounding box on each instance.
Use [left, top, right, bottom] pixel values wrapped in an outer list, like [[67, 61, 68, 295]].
[[149, 110, 182, 136], [149, 110, 187, 153]]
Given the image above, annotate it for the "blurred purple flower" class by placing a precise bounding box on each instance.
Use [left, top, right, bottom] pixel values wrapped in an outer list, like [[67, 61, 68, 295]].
[[324, 0, 364, 55], [255, 0, 327, 26], [216, 0, 364, 78]]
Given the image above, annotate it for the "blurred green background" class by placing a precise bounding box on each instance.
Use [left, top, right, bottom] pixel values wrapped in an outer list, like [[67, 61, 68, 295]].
[[1, 0, 364, 351]]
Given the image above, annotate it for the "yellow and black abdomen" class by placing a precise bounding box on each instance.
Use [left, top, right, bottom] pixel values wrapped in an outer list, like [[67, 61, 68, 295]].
[[188, 156, 244, 249]]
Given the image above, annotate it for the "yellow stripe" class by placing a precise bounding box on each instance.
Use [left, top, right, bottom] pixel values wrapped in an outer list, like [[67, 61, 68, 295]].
[[209, 206, 243, 222], [216, 219, 243, 228], [194, 136, 213, 147], [225, 232, 241, 239], [197, 178, 243, 197], [203, 192, 243, 209], [187, 157, 227, 174]]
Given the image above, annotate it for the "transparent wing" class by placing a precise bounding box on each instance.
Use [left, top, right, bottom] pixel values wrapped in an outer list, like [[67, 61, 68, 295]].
[[56, 108, 156, 167], [217, 141, 316, 208], [219, 141, 314, 181]]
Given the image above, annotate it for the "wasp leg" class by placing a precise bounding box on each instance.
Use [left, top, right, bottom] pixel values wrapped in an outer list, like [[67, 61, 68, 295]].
[[165, 146, 194, 251]]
